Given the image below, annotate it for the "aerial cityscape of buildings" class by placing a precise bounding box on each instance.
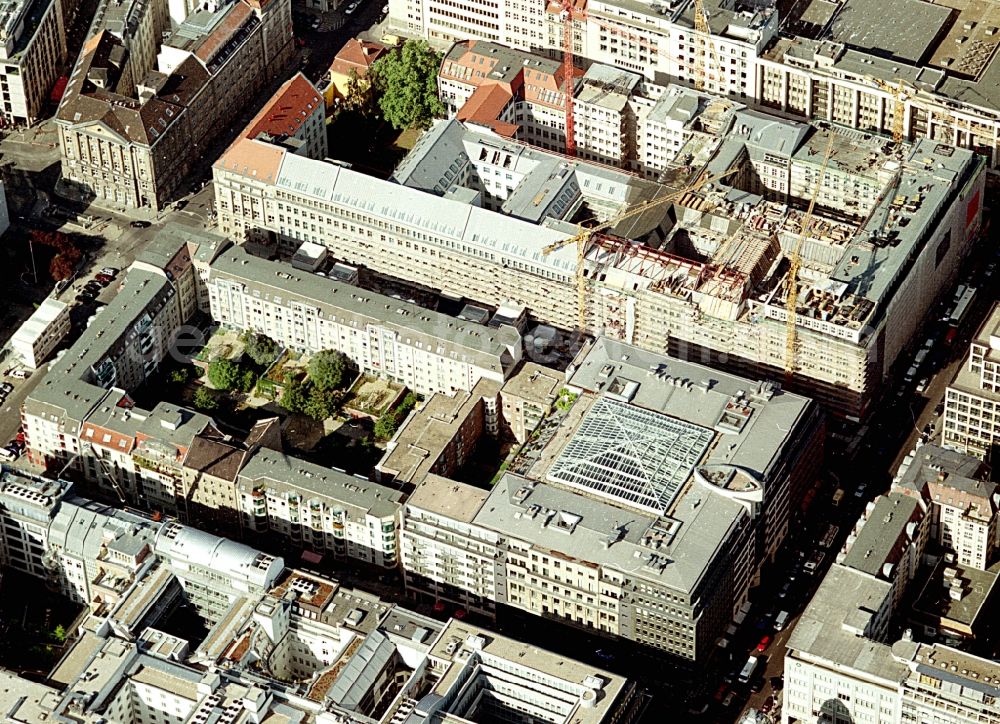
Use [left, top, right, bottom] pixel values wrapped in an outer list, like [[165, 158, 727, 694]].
[[0, 0, 998, 720]]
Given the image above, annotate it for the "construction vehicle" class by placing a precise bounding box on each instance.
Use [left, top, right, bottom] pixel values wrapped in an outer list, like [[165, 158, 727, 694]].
[[784, 131, 836, 383], [542, 169, 735, 333]]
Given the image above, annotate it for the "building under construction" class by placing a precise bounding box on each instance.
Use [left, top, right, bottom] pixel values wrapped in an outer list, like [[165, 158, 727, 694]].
[[214, 114, 984, 418]]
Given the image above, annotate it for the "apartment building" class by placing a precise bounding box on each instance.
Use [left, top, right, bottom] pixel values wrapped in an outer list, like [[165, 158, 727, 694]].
[[399, 338, 822, 662], [944, 303, 1000, 460], [205, 242, 523, 397], [215, 114, 983, 417], [400, 474, 501, 617], [0, 0, 68, 125], [499, 360, 561, 442], [0, 468, 67, 578], [10, 297, 71, 369], [235, 448, 404, 568], [56, 0, 293, 211]]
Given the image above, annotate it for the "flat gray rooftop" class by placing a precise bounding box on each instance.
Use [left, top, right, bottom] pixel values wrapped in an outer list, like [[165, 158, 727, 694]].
[[827, 0, 951, 63], [474, 473, 746, 594], [840, 493, 919, 577], [786, 564, 907, 683]]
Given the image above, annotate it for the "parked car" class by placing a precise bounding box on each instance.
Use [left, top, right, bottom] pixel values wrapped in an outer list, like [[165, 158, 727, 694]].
[[8, 369, 30, 380], [916, 377, 930, 394], [100, 267, 119, 277], [95, 273, 113, 283], [594, 649, 614, 663], [345, 1, 358, 12], [713, 684, 728, 702], [76, 293, 95, 304], [0, 447, 16, 461], [129, 220, 150, 228], [761, 696, 775, 714], [0, 383, 13, 395], [756, 635, 771, 653], [722, 691, 737, 707], [855, 483, 867, 498]]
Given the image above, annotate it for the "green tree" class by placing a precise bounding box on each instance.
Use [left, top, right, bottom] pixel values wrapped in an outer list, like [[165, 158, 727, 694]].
[[208, 358, 241, 391], [308, 349, 351, 391], [304, 385, 337, 421], [193, 387, 218, 412], [51, 625, 67, 643], [168, 367, 190, 385], [239, 368, 257, 394], [373, 411, 398, 441], [242, 332, 279, 368], [280, 379, 308, 414], [344, 69, 376, 116], [371, 40, 446, 130]]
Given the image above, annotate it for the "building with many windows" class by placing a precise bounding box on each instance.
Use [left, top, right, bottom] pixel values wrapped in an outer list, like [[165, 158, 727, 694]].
[[0, 466, 645, 724], [0, 0, 69, 125], [783, 444, 1000, 724], [944, 303, 1000, 460], [400, 337, 823, 662], [215, 113, 984, 418], [55, 0, 293, 211], [10, 297, 71, 369], [398, 0, 1000, 174]]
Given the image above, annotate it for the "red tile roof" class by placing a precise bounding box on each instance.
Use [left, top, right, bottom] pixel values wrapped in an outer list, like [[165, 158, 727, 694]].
[[457, 84, 519, 137], [243, 73, 322, 140], [330, 38, 389, 79]]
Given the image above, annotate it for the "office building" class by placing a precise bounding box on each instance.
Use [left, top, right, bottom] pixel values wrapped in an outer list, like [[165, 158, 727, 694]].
[[215, 114, 983, 417], [55, 0, 293, 211], [10, 297, 71, 369], [400, 337, 823, 662], [0, 0, 68, 125], [944, 303, 1000, 460]]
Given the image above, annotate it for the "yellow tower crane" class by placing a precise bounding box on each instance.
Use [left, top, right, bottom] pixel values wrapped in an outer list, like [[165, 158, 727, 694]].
[[872, 78, 918, 144], [693, 0, 719, 91], [542, 169, 735, 334], [784, 131, 836, 383]]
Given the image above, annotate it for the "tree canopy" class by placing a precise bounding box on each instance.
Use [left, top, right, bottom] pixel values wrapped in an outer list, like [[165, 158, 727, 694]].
[[371, 40, 446, 130], [192, 387, 218, 412], [242, 332, 279, 368], [280, 379, 309, 414], [207, 358, 241, 391], [308, 349, 351, 391], [31, 230, 82, 282]]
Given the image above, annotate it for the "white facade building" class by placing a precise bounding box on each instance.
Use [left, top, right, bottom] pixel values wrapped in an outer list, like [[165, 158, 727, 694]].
[[11, 297, 71, 369]]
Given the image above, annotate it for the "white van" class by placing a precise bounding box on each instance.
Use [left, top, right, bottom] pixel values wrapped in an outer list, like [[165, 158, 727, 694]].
[[738, 655, 760, 684], [775, 610, 790, 631], [9, 368, 30, 379]]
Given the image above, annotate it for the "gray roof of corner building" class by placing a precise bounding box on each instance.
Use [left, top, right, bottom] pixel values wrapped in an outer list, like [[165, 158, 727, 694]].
[[209, 243, 521, 367], [237, 448, 403, 519], [832, 139, 981, 308], [787, 564, 908, 683], [895, 444, 988, 490], [47, 496, 159, 561], [137, 224, 228, 270], [474, 473, 747, 594], [840, 493, 920, 577]]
